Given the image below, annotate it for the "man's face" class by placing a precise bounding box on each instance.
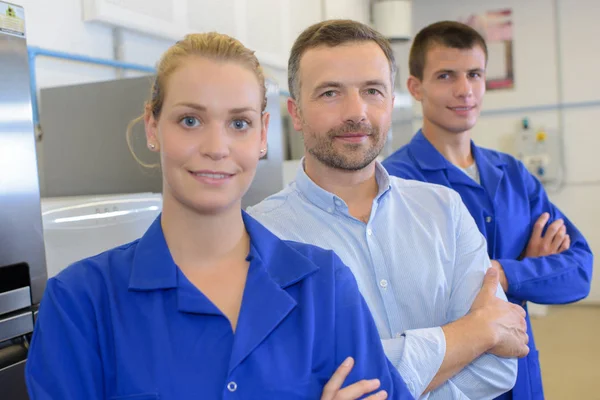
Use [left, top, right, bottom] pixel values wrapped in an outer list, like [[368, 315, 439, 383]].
[[288, 42, 394, 171], [408, 44, 487, 136]]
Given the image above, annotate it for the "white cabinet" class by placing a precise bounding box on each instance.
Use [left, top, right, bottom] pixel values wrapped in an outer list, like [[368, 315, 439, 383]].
[[323, 0, 371, 25], [82, 0, 187, 41], [289, 0, 323, 47], [83, 0, 329, 70], [186, 0, 239, 39], [243, 0, 288, 69], [83, 0, 371, 69]]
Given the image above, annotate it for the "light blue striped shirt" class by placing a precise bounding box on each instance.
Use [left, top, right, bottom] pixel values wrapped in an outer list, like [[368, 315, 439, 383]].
[[247, 161, 517, 399]]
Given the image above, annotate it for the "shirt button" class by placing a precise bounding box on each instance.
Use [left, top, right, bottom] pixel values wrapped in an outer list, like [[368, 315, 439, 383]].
[[486, 216, 492, 223], [227, 382, 237, 392], [380, 279, 388, 288], [367, 228, 373, 236], [327, 207, 333, 213]]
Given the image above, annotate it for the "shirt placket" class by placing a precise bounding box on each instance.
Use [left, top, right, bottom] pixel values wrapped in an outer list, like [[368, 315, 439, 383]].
[[364, 201, 400, 337]]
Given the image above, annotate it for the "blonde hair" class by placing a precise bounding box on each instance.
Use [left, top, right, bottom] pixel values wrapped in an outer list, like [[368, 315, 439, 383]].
[[126, 32, 267, 168]]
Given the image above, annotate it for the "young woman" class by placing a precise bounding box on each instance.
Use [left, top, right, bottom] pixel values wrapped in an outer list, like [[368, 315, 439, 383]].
[[25, 32, 412, 400]]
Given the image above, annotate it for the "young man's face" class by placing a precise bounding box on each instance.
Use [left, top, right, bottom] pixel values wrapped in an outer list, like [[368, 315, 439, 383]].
[[408, 44, 487, 136]]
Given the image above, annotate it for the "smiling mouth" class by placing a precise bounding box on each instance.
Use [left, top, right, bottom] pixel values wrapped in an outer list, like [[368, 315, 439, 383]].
[[191, 172, 232, 179], [448, 106, 476, 111], [334, 134, 369, 144], [334, 131, 370, 139], [337, 133, 368, 137]]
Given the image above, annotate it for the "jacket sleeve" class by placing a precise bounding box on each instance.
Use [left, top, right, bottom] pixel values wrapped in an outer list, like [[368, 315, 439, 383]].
[[333, 259, 414, 400], [25, 277, 104, 400], [498, 163, 594, 304]]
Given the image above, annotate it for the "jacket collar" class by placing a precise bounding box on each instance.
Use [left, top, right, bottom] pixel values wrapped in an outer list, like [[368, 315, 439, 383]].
[[408, 129, 506, 198], [129, 211, 319, 291], [129, 211, 323, 374]]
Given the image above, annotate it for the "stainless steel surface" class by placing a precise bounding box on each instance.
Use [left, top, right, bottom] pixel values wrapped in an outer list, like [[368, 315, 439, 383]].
[[0, 359, 28, 400], [0, 5, 47, 398], [388, 107, 417, 154], [242, 80, 284, 208], [0, 3, 47, 307], [38, 75, 162, 196], [0, 313, 33, 343], [0, 288, 31, 316], [0, 341, 28, 370], [38, 76, 284, 206]]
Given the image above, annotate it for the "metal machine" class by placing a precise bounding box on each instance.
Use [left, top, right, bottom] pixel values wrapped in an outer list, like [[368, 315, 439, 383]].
[[41, 193, 162, 279], [0, 2, 47, 398]]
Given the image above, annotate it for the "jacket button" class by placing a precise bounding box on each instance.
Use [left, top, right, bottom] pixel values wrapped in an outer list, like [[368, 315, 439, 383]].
[[486, 216, 492, 223], [227, 382, 237, 392]]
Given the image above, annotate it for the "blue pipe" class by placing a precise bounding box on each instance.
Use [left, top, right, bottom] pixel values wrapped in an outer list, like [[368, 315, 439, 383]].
[[481, 99, 600, 116], [27, 48, 39, 130], [28, 46, 157, 72], [27, 46, 156, 128]]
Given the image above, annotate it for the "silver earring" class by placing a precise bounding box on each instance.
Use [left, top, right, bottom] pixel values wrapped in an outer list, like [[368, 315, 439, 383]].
[[148, 143, 156, 150], [260, 148, 266, 154]]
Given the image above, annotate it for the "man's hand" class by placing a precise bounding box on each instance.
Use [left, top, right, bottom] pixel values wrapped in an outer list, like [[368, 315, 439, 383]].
[[321, 357, 388, 400], [523, 213, 570, 259], [493, 212, 570, 294], [470, 267, 529, 358]]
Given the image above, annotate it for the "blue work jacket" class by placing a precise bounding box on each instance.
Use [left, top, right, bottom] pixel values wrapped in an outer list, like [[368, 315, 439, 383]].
[[383, 130, 593, 400], [26, 211, 413, 400]]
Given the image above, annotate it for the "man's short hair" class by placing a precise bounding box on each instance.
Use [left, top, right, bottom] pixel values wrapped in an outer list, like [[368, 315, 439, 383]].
[[409, 21, 488, 80], [288, 19, 397, 100]]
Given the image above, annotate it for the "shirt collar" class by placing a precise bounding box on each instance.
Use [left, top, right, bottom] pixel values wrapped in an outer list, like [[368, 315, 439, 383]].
[[129, 211, 319, 291], [294, 158, 392, 214]]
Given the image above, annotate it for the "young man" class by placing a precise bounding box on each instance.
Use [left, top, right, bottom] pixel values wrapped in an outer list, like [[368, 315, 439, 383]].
[[383, 21, 594, 399], [248, 20, 529, 399]]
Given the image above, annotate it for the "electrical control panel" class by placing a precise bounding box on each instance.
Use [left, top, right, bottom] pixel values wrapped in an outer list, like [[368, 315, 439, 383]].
[[515, 118, 562, 186]]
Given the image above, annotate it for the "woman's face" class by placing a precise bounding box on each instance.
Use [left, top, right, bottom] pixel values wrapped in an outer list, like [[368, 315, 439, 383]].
[[146, 56, 268, 215]]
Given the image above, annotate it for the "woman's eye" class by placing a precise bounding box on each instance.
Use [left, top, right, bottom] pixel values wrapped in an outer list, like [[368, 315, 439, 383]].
[[180, 116, 200, 128], [231, 119, 250, 130]]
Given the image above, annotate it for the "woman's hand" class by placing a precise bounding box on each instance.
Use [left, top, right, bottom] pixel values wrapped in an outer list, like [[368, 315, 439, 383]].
[[320, 357, 388, 400]]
